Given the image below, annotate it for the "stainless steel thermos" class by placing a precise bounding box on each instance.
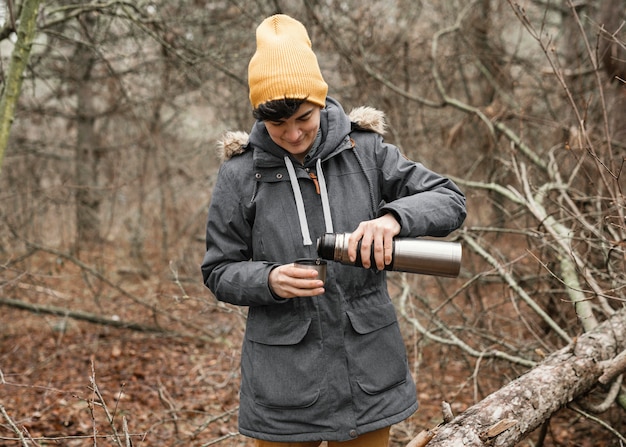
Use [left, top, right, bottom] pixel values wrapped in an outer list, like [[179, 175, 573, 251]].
[[316, 232, 462, 277]]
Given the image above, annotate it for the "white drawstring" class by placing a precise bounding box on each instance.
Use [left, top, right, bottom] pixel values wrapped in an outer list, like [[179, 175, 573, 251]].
[[284, 156, 334, 246], [284, 156, 312, 245], [316, 158, 333, 234]]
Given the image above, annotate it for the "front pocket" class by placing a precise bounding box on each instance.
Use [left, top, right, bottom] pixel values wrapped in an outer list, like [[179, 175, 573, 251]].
[[245, 314, 323, 408], [345, 302, 408, 395]]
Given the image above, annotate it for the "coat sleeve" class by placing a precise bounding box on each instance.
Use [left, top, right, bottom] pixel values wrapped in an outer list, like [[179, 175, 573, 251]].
[[368, 135, 466, 238], [200, 159, 285, 307]]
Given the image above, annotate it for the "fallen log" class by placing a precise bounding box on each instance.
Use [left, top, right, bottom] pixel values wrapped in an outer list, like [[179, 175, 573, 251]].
[[0, 297, 173, 334], [412, 307, 626, 447]]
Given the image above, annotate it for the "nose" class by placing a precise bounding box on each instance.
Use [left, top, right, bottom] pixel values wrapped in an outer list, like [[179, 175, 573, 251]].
[[283, 124, 302, 143]]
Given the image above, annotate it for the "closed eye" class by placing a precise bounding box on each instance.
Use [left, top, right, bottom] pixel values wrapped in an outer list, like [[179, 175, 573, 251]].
[[296, 110, 314, 121]]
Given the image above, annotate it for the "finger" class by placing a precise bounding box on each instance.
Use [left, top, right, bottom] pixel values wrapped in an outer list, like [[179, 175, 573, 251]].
[[360, 233, 373, 269], [348, 230, 363, 263], [293, 277, 324, 289], [372, 232, 386, 270], [284, 266, 324, 293], [384, 232, 394, 266], [290, 265, 321, 279], [284, 280, 325, 298]]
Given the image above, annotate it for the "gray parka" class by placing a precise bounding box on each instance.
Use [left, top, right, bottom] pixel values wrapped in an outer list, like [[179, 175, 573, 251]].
[[201, 97, 466, 442]]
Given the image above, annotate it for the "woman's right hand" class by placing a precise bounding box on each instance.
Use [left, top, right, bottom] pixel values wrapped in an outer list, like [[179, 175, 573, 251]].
[[268, 264, 325, 299]]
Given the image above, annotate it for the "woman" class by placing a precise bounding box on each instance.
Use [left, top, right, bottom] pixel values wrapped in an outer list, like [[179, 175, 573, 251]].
[[201, 14, 466, 447]]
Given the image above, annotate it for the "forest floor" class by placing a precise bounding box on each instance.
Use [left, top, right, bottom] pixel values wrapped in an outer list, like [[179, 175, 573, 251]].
[[0, 258, 624, 447]]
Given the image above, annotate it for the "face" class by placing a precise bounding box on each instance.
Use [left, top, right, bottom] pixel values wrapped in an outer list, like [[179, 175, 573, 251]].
[[264, 102, 322, 163]]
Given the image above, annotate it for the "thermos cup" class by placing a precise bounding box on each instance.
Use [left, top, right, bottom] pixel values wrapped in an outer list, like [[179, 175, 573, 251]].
[[294, 258, 327, 284]]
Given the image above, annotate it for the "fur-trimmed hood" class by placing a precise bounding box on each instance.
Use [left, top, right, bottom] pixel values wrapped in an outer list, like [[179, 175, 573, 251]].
[[217, 105, 386, 161]]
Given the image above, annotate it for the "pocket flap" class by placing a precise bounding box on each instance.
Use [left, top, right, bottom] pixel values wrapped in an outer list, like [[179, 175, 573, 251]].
[[246, 316, 312, 346], [346, 302, 398, 335]]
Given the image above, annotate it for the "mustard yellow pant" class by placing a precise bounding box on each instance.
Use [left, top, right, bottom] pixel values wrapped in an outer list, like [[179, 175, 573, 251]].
[[254, 426, 390, 447]]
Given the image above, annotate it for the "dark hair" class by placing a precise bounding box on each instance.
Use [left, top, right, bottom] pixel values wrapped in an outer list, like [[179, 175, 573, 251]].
[[253, 97, 308, 121]]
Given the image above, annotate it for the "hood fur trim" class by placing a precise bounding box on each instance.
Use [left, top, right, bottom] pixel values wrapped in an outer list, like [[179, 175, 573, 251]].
[[217, 107, 386, 160], [348, 106, 386, 135], [217, 131, 249, 161]]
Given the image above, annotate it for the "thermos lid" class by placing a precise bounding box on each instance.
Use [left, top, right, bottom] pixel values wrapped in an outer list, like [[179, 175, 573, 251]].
[[316, 233, 337, 260]]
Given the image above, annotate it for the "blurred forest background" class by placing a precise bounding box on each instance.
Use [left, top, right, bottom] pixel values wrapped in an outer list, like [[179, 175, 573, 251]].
[[0, 0, 625, 446]]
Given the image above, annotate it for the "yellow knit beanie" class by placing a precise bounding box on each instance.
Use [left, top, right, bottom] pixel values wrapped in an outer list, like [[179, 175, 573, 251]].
[[248, 14, 328, 109]]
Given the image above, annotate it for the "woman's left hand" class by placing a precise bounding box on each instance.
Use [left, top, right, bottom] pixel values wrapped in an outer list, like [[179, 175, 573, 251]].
[[347, 214, 401, 270]]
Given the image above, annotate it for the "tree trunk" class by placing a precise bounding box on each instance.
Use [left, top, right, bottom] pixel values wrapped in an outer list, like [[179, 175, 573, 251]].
[[598, 0, 626, 159], [73, 15, 102, 248], [413, 307, 626, 447], [0, 0, 42, 175]]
